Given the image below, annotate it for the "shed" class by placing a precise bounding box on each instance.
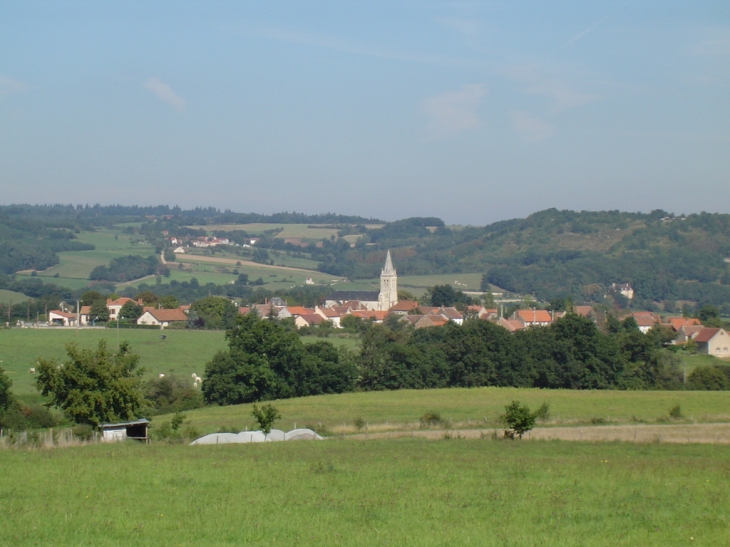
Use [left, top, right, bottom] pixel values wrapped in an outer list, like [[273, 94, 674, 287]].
[[100, 419, 150, 443]]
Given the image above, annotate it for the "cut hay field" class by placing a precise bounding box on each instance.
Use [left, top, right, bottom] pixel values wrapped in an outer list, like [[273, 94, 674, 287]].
[[165, 386, 730, 436], [0, 329, 228, 403], [1, 439, 728, 546]]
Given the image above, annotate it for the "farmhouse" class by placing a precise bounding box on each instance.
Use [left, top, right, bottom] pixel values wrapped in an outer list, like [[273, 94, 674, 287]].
[[48, 310, 78, 327], [693, 328, 730, 357], [137, 307, 188, 327]]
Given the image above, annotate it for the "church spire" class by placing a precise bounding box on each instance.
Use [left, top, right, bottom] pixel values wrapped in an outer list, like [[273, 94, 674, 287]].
[[382, 249, 395, 275], [378, 250, 397, 311]]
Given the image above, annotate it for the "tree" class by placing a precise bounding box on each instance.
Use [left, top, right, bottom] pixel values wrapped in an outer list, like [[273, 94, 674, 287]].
[[502, 401, 536, 439], [89, 299, 110, 323], [119, 300, 143, 321], [36, 340, 145, 427], [158, 295, 179, 309], [0, 367, 13, 415], [190, 296, 238, 329], [135, 291, 159, 305], [252, 403, 281, 434], [80, 290, 104, 306]]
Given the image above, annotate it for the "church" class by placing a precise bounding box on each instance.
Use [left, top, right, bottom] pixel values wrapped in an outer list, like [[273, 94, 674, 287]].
[[324, 250, 398, 311]]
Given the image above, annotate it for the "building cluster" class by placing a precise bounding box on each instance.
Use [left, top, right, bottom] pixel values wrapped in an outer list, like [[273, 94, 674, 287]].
[[165, 233, 259, 253], [45, 252, 730, 358]]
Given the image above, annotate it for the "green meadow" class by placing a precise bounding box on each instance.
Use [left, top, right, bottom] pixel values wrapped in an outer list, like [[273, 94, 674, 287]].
[[0, 289, 29, 305], [169, 386, 730, 436], [0, 329, 228, 403], [0, 439, 728, 546]]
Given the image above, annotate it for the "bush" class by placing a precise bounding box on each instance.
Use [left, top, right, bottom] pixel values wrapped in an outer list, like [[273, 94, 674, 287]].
[[419, 412, 442, 428], [354, 417, 366, 431], [72, 424, 94, 441], [501, 401, 536, 439], [669, 405, 683, 419], [0, 403, 60, 430], [143, 375, 204, 415], [534, 402, 550, 422]]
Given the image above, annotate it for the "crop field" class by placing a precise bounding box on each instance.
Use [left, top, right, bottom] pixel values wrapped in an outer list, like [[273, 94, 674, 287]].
[[0, 328, 228, 402], [187, 223, 343, 239], [1, 439, 728, 546], [395, 273, 485, 292], [163, 386, 730, 436]]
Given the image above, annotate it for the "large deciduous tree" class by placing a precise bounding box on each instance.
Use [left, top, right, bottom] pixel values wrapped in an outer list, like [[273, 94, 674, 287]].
[[36, 340, 145, 427]]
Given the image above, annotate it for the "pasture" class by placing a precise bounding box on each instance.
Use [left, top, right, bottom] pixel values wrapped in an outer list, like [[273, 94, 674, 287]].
[[0, 328, 228, 403], [0, 289, 29, 305], [0, 439, 728, 546], [15, 229, 155, 290], [167, 386, 730, 436]]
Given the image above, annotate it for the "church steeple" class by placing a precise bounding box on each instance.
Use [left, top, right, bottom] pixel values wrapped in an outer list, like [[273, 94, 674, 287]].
[[378, 250, 398, 311]]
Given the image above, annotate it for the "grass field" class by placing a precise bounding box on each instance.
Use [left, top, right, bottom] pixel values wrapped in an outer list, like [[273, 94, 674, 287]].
[[0, 439, 728, 546], [0, 289, 30, 305], [170, 386, 730, 435], [15, 229, 156, 290], [0, 328, 228, 403]]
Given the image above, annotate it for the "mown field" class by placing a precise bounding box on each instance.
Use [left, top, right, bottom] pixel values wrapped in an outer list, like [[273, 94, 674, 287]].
[[0, 439, 728, 546]]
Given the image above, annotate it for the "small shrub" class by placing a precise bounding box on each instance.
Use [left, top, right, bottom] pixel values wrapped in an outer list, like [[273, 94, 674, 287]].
[[590, 417, 607, 425], [252, 404, 281, 434], [534, 402, 550, 422], [669, 405, 683, 419], [171, 411, 185, 431], [419, 412, 442, 428], [72, 424, 94, 441], [501, 401, 536, 439], [353, 417, 366, 431]]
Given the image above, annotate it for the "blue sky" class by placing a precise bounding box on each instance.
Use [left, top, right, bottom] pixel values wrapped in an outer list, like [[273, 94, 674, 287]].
[[1, 1, 728, 224]]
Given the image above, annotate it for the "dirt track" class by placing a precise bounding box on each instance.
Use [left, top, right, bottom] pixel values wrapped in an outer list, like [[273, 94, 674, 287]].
[[346, 422, 730, 444]]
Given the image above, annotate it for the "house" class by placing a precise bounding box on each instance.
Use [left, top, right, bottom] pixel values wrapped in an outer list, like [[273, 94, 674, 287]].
[[106, 297, 139, 321], [79, 305, 92, 325], [173, 246, 186, 254], [611, 283, 634, 300], [666, 317, 702, 332], [511, 309, 553, 328], [294, 314, 326, 328], [496, 317, 525, 332], [136, 307, 188, 328], [315, 306, 343, 328], [388, 300, 420, 315], [574, 306, 594, 319], [675, 325, 705, 344], [693, 328, 730, 357], [414, 315, 449, 329], [634, 314, 658, 334], [350, 310, 389, 323], [48, 310, 78, 327]]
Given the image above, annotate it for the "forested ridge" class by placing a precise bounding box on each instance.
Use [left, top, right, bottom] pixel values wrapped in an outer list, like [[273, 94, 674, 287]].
[[2, 205, 730, 310]]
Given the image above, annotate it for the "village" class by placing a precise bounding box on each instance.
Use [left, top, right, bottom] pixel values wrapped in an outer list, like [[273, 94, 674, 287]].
[[41, 251, 730, 359]]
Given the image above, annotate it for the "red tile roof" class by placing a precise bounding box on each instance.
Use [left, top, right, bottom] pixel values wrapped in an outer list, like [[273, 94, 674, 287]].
[[694, 328, 724, 344], [144, 308, 187, 322], [514, 309, 552, 323], [389, 300, 420, 312], [286, 306, 315, 316]]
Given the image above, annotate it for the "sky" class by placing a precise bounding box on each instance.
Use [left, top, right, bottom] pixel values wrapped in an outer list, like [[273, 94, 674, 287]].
[[1, 1, 729, 225]]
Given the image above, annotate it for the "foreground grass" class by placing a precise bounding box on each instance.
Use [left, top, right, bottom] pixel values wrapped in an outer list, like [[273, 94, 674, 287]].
[[0, 439, 727, 546], [170, 387, 730, 435]]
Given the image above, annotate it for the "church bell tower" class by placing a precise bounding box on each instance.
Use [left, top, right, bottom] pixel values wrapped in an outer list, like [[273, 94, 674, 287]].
[[378, 250, 398, 311]]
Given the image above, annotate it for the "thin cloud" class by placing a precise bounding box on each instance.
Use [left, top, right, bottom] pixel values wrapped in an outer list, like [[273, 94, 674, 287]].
[[510, 111, 555, 142], [422, 84, 488, 138], [506, 65, 598, 112], [241, 26, 479, 69], [143, 77, 186, 111], [0, 75, 29, 98], [694, 37, 730, 57], [556, 17, 607, 52], [436, 17, 481, 37]]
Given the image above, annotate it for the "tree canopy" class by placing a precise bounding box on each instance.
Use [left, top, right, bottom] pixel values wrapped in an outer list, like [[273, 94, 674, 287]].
[[36, 340, 145, 427]]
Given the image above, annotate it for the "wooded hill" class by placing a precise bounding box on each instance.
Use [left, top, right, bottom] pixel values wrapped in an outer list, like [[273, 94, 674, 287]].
[[2, 205, 730, 311]]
